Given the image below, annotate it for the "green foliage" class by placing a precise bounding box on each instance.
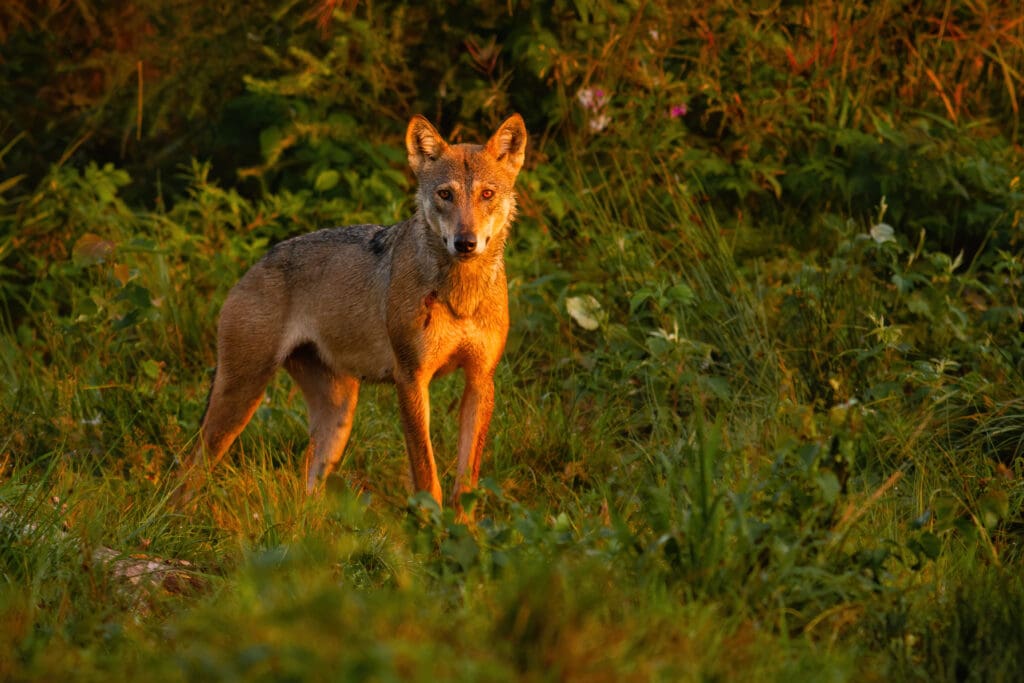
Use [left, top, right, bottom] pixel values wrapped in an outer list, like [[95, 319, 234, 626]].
[[2, 0, 1024, 680]]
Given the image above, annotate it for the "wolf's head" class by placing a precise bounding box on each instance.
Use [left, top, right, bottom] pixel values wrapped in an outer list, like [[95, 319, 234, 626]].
[[406, 114, 527, 260]]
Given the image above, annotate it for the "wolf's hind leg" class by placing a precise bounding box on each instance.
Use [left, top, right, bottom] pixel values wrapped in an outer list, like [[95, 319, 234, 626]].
[[284, 344, 360, 493], [173, 355, 277, 505]]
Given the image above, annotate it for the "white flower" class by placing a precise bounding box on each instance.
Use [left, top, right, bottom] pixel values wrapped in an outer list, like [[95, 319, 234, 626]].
[[588, 113, 611, 132], [577, 88, 596, 109], [576, 87, 607, 111], [566, 295, 603, 330], [870, 222, 895, 243]]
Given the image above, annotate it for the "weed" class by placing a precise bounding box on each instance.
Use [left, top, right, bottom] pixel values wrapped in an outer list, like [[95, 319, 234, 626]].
[[2, 1, 1023, 680]]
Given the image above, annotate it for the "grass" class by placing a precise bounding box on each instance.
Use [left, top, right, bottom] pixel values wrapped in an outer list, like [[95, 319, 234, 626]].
[[2, 0, 1024, 676], [0, 461, 863, 682], [2, 153, 1022, 681]]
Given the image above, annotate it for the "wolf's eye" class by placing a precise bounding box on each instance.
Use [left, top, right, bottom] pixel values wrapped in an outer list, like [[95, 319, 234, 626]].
[[481, 189, 495, 200], [437, 189, 453, 201]]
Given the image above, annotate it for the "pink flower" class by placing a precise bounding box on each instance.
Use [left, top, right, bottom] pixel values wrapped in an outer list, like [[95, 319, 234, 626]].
[[577, 87, 608, 112], [670, 104, 688, 118], [577, 87, 611, 132]]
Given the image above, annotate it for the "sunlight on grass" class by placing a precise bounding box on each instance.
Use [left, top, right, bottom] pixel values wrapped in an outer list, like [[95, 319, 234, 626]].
[[3, 0, 1024, 679]]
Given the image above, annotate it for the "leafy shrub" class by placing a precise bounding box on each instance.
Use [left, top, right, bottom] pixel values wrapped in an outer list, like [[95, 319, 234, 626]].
[[1, 1, 1023, 680]]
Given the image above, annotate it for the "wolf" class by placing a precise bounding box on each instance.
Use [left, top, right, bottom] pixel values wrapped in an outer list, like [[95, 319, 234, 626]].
[[174, 114, 527, 516]]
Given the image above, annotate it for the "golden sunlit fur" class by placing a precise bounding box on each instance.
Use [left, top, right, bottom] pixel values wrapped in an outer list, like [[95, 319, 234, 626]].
[[174, 114, 528, 517]]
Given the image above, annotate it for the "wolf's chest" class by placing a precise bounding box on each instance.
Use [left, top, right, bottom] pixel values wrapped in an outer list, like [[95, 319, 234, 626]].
[[416, 291, 496, 379]]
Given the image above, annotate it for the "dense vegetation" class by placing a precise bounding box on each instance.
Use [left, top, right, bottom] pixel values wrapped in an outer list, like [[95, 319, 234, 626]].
[[2, 1, 1024, 679]]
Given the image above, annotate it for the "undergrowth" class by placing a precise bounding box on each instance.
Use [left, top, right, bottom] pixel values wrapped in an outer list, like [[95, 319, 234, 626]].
[[2, 1, 1024, 681]]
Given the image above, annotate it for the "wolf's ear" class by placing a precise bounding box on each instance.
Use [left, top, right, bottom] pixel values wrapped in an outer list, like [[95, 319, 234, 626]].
[[485, 113, 527, 175], [406, 116, 448, 176]]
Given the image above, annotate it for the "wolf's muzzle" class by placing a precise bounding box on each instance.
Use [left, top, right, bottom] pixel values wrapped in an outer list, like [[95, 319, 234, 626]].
[[454, 233, 477, 254]]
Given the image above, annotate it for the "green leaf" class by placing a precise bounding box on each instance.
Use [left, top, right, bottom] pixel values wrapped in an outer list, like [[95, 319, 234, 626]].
[[75, 297, 99, 321], [259, 126, 283, 160], [113, 309, 142, 330], [906, 293, 932, 317], [117, 282, 153, 310], [314, 169, 340, 192], [141, 359, 161, 380], [978, 489, 1009, 529], [441, 527, 479, 570], [913, 531, 941, 560], [698, 375, 732, 401], [816, 471, 841, 505], [629, 287, 656, 314], [667, 283, 695, 306]]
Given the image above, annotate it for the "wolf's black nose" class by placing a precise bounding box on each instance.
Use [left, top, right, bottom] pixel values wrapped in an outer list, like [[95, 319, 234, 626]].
[[454, 234, 477, 254]]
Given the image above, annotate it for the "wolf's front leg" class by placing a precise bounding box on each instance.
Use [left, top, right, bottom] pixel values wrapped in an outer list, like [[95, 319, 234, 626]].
[[452, 370, 496, 519], [395, 376, 443, 506]]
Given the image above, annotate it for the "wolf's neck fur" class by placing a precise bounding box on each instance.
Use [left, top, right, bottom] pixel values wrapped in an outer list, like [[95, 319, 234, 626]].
[[403, 214, 506, 319], [436, 242, 506, 318]]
